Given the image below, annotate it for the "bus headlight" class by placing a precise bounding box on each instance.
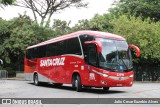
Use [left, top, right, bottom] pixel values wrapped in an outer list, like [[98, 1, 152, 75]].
[[92, 69, 109, 77], [129, 74, 134, 78], [103, 74, 109, 77]]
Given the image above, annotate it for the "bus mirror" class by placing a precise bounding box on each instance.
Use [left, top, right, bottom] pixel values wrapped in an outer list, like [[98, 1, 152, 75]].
[[129, 44, 140, 57], [84, 41, 102, 52]]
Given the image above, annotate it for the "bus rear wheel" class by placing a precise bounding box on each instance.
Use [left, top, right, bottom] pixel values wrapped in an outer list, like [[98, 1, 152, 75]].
[[103, 87, 109, 91], [73, 75, 82, 92], [34, 73, 39, 86]]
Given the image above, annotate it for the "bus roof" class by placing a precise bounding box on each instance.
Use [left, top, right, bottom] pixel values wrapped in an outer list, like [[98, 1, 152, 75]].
[[27, 30, 126, 49]]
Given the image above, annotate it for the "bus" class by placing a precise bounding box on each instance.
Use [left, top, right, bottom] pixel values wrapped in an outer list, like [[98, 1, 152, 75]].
[[24, 30, 140, 92]]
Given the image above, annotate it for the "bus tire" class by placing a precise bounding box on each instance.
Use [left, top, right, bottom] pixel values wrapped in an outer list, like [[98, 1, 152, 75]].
[[34, 73, 39, 86], [72, 75, 76, 88], [75, 75, 82, 92], [103, 87, 109, 91]]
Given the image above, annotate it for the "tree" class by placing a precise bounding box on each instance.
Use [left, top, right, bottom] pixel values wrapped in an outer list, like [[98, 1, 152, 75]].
[[0, 0, 15, 5], [52, 19, 71, 37], [0, 0, 15, 8], [71, 19, 90, 31], [0, 14, 54, 71], [110, 15, 160, 64], [71, 14, 113, 32], [16, 0, 88, 26], [110, 0, 160, 22]]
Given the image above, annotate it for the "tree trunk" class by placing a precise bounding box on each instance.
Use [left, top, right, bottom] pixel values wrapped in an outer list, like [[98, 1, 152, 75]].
[[40, 18, 45, 26], [30, 0, 38, 24], [45, 13, 53, 27]]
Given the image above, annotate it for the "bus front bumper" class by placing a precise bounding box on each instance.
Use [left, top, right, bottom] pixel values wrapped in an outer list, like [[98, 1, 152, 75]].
[[99, 75, 134, 87]]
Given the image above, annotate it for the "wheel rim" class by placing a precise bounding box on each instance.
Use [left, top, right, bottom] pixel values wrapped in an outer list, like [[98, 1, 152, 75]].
[[35, 75, 38, 85], [75, 80, 78, 88]]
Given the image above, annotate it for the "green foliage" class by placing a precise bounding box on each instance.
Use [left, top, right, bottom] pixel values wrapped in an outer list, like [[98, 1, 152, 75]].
[[71, 14, 113, 32], [71, 19, 90, 31], [0, 0, 15, 5], [111, 0, 160, 22], [0, 14, 54, 70], [110, 15, 160, 64], [0, 0, 15, 8], [51, 19, 71, 37]]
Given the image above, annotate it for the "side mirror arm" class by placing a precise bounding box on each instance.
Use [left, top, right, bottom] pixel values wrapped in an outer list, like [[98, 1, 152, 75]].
[[129, 44, 140, 57]]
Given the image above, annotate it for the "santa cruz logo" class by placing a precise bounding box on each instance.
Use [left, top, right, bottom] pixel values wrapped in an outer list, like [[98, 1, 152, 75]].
[[40, 57, 65, 67]]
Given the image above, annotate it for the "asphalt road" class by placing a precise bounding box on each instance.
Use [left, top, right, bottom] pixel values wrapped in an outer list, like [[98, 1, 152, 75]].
[[0, 80, 160, 107]]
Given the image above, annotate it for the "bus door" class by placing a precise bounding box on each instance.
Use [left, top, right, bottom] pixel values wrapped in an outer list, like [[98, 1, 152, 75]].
[[86, 44, 99, 85]]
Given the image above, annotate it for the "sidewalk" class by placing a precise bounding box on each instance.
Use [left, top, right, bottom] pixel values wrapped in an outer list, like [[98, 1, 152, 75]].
[[6, 77, 25, 81]]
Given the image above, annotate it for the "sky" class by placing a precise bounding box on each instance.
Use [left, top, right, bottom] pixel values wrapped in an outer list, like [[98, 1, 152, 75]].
[[0, 0, 115, 26]]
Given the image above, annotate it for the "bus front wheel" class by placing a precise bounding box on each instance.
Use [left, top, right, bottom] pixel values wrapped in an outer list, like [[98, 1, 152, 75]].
[[34, 73, 39, 86]]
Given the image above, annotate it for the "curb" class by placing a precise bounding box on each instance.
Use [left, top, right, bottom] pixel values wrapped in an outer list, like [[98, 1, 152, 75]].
[[6, 78, 25, 81]]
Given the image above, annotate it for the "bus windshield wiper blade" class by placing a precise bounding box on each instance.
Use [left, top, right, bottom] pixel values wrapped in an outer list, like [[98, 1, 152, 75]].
[[119, 55, 128, 71]]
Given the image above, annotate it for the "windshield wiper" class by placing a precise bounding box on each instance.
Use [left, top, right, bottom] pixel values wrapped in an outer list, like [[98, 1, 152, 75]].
[[118, 55, 129, 71], [110, 54, 119, 72]]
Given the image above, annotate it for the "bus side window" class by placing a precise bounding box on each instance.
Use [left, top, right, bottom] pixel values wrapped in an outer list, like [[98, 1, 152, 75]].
[[38, 45, 46, 58], [56, 41, 66, 56], [87, 45, 98, 67], [26, 48, 36, 59], [79, 35, 95, 57], [26, 50, 31, 59], [66, 37, 82, 55], [46, 43, 57, 57]]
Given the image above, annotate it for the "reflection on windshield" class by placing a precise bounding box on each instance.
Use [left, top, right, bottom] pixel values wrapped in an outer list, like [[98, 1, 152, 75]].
[[99, 38, 133, 72]]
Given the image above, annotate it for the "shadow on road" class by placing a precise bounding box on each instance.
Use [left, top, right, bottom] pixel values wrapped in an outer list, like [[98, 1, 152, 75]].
[[28, 83, 126, 94]]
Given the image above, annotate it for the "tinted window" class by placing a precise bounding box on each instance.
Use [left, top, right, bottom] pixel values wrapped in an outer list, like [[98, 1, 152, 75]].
[[66, 37, 82, 55], [26, 37, 82, 59], [26, 45, 46, 59], [26, 48, 37, 59], [46, 40, 68, 57], [37, 45, 46, 58], [56, 41, 66, 55], [46, 43, 57, 57], [88, 45, 97, 66], [26, 49, 32, 59], [46, 37, 81, 56], [79, 35, 95, 56], [46, 37, 82, 57]]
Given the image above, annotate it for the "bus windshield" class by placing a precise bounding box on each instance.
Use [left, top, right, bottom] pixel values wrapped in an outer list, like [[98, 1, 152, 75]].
[[98, 38, 133, 72]]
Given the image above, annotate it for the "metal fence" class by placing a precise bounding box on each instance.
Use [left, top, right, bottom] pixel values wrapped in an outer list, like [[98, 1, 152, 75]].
[[134, 65, 160, 81], [0, 70, 8, 79]]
